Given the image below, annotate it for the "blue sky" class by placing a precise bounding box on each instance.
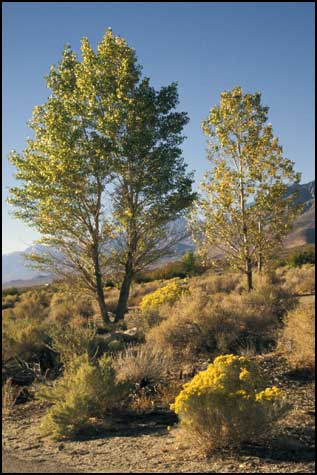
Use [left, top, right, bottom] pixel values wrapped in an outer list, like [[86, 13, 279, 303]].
[[2, 2, 315, 254]]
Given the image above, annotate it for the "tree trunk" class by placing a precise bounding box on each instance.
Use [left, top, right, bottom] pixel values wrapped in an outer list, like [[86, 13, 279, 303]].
[[257, 253, 263, 273], [93, 248, 109, 324], [116, 255, 133, 321], [257, 214, 263, 273], [246, 258, 253, 291], [96, 285, 109, 325]]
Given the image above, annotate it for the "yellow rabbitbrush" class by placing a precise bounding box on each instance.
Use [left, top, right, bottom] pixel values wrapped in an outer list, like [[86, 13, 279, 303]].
[[140, 279, 187, 312], [171, 354, 288, 452]]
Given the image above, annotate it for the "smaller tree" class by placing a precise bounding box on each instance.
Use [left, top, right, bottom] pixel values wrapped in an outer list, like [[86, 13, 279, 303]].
[[181, 251, 200, 276], [191, 87, 301, 290]]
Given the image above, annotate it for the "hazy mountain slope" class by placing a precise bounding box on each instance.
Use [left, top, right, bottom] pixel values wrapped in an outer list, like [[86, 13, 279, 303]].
[[2, 181, 315, 286]]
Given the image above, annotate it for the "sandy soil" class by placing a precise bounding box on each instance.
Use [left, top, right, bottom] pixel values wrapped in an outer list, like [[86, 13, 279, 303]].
[[2, 354, 315, 473]]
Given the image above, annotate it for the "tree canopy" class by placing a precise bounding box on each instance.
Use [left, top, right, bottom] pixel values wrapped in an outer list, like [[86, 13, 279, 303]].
[[191, 86, 301, 289]]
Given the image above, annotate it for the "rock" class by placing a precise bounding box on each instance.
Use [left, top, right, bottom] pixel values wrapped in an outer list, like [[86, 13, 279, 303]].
[[3, 361, 35, 386], [123, 327, 138, 337]]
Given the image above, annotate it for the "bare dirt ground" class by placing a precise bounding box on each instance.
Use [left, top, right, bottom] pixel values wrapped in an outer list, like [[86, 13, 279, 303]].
[[2, 354, 315, 473], [2, 450, 82, 473]]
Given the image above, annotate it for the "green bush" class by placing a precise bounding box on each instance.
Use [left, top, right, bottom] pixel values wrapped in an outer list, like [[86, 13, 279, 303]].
[[287, 246, 315, 267], [2, 316, 50, 363], [39, 354, 129, 439], [2, 294, 19, 309], [171, 354, 288, 452], [48, 324, 100, 366], [135, 254, 205, 282], [2, 287, 19, 297], [48, 292, 95, 326]]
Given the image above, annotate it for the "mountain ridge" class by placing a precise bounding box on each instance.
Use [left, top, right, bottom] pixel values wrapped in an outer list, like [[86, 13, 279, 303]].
[[2, 180, 315, 287]]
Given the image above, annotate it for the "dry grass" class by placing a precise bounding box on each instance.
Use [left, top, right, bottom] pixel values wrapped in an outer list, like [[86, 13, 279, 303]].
[[11, 290, 51, 322], [277, 264, 315, 295], [158, 380, 184, 407], [278, 302, 315, 372], [129, 389, 156, 413], [2, 317, 50, 364], [2, 379, 22, 416], [146, 289, 242, 358], [189, 272, 242, 295], [146, 276, 295, 360], [113, 343, 172, 385], [124, 307, 164, 336], [49, 293, 95, 326]]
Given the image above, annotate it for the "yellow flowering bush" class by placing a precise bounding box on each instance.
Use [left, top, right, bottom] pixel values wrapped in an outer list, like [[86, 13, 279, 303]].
[[140, 279, 187, 312], [170, 354, 287, 451]]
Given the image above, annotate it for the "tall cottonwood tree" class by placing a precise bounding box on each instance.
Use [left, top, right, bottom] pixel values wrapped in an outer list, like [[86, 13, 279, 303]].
[[191, 87, 301, 290], [111, 79, 195, 320], [7, 30, 141, 323], [8, 28, 195, 322]]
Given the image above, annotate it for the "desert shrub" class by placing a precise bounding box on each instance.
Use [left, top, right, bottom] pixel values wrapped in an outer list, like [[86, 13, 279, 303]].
[[280, 265, 315, 295], [147, 278, 294, 359], [49, 293, 95, 326], [11, 290, 51, 322], [140, 278, 188, 313], [128, 281, 164, 307], [124, 307, 164, 337], [114, 343, 172, 386], [2, 316, 50, 363], [278, 302, 315, 372], [105, 290, 120, 313], [2, 378, 22, 416], [2, 289, 56, 362], [243, 275, 297, 323], [189, 272, 241, 295], [39, 354, 128, 439], [136, 261, 186, 282], [2, 287, 19, 297], [106, 339, 125, 353], [170, 354, 288, 452], [2, 293, 19, 309], [287, 246, 315, 267], [48, 324, 100, 366], [48, 322, 131, 365], [48, 295, 75, 325], [147, 289, 242, 358]]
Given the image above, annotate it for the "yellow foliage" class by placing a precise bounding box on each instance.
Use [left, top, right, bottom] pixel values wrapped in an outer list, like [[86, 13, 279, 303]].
[[139, 279, 187, 312], [170, 354, 287, 451]]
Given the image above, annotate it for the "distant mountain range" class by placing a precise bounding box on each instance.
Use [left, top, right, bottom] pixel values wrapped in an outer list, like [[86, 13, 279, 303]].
[[2, 180, 315, 288]]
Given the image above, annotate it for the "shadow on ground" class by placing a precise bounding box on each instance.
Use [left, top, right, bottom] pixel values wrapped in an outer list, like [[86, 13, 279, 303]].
[[75, 410, 178, 441], [283, 368, 315, 383], [240, 429, 315, 463]]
